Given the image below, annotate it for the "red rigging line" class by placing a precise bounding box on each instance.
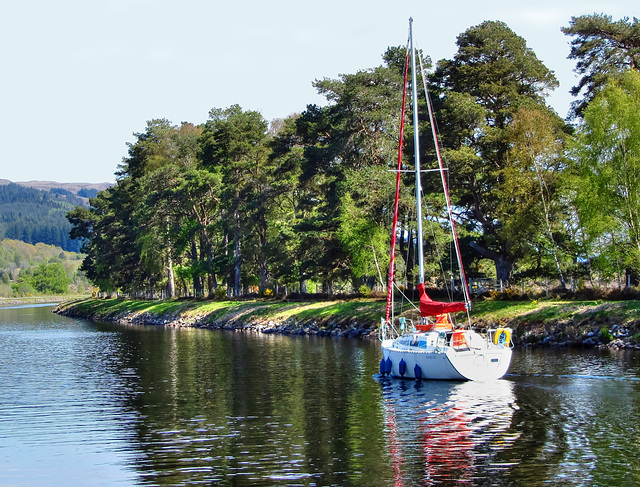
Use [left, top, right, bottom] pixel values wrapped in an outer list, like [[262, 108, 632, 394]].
[[384, 45, 410, 324]]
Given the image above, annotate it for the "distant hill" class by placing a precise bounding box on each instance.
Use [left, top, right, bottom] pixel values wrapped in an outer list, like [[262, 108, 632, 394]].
[[0, 179, 112, 206], [0, 180, 112, 252], [0, 179, 112, 192]]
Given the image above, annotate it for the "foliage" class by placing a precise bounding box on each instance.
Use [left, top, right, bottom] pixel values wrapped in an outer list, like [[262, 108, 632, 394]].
[[572, 70, 640, 276], [502, 107, 574, 285], [599, 325, 613, 343], [25, 262, 70, 294], [562, 14, 640, 118], [214, 286, 227, 300], [62, 17, 640, 299], [358, 285, 371, 297], [431, 20, 567, 285], [0, 238, 89, 297]]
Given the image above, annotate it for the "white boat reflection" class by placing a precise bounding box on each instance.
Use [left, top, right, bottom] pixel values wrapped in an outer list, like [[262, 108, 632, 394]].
[[377, 377, 518, 484]]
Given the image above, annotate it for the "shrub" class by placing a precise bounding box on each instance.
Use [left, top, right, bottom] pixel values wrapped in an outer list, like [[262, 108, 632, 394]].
[[0, 283, 13, 298], [358, 285, 371, 297], [12, 282, 36, 297], [599, 326, 613, 343], [214, 286, 227, 300]]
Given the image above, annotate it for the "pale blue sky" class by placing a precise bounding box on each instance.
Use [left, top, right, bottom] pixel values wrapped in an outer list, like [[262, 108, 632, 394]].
[[0, 0, 636, 183]]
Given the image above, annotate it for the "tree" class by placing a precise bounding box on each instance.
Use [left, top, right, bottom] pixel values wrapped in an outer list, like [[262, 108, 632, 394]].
[[431, 20, 563, 285], [126, 121, 223, 299], [200, 105, 270, 296], [562, 14, 640, 118], [116, 119, 177, 180], [66, 205, 95, 252], [77, 180, 148, 294], [293, 52, 406, 289], [70, 120, 215, 297], [27, 262, 70, 294], [266, 115, 314, 292], [504, 107, 572, 287], [572, 70, 640, 278]]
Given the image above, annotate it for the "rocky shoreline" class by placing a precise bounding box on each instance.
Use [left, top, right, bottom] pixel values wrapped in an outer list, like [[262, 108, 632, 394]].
[[52, 298, 640, 351], [54, 303, 378, 339]]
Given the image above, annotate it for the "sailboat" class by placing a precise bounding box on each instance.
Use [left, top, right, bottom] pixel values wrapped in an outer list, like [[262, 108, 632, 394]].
[[379, 18, 512, 381]]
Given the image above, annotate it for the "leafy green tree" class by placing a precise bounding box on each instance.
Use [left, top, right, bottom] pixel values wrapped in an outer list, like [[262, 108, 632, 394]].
[[79, 180, 148, 294], [200, 105, 270, 296], [136, 164, 222, 297], [27, 262, 70, 294], [562, 14, 640, 118], [71, 120, 210, 297], [66, 205, 95, 252], [123, 122, 213, 298], [431, 20, 563, 285], [336, 189, 389, 288], [503, 107, 572, 286], [266, 116, 315, 292], [572, 70, 640, 277], [116, 119, 177, 179], [294, 52, 406, 289]]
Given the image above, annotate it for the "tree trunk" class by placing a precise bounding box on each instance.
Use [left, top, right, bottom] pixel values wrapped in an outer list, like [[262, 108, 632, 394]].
[[190, 240, 203, 297], [234, 239, 241, 297], [199, 227, 217, 296], [167, 254, 175, 298], [494, 255, 513, 289], [257, 219, 269, 292], [470, 241, 514, 288]]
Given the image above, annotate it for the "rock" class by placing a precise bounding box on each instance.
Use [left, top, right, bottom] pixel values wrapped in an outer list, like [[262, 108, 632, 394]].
[[607, 338, 625, 350]]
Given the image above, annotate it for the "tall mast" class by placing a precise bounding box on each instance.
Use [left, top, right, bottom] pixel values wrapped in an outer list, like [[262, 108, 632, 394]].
[[409, 18, 424, 285]]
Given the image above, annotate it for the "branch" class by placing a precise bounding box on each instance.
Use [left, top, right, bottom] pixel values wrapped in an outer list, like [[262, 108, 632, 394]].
[[469, 241, 501, 261]]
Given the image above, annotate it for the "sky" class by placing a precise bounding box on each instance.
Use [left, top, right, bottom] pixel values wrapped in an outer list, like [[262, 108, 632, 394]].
[[0, 0, 636, 183]]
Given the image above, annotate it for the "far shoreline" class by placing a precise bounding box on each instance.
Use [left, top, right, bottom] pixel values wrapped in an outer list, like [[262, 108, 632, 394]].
[[0, 296, 77, 307]]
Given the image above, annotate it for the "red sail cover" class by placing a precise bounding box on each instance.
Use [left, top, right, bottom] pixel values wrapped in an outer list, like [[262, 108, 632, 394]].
[[417, 283, 466, 317]]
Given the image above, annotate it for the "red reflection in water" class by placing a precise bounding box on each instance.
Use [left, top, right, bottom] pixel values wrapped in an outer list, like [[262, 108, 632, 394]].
[[381, 379, 515, 485], [422, 406, 474, 484]]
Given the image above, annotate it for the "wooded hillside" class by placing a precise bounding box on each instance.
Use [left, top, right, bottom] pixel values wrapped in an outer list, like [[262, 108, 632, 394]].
[[0, 239, 90, 297], [0, 182, 108, 252]]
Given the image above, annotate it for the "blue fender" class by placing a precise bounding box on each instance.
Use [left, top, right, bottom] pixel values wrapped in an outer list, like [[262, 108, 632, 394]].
[[414, 364, 422, 380], [384, 357, 392, 375], [399, 358, 406, 377]]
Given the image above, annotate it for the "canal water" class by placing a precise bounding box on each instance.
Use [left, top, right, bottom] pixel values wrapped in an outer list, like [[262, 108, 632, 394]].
[[1, 304, 639, 486]]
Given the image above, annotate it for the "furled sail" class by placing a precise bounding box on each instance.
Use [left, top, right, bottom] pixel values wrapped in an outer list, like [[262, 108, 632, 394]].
[[417, 283, 466, 317]]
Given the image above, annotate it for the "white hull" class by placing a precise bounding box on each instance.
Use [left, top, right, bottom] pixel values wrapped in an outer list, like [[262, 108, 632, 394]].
[[381, 330, 512, 381]]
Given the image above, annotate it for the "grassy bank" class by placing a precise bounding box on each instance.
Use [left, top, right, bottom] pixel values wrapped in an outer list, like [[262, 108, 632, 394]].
[[53, 297, 385, 335], [54, 296, 640, 348]]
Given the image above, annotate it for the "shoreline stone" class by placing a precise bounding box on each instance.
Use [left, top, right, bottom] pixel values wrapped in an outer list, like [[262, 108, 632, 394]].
[[52, 301, 640, 351]]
